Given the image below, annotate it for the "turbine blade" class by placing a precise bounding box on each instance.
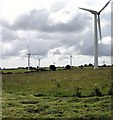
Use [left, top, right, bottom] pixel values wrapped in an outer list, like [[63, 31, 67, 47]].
[[79, 7, 92, 12], [97, 15, 102, 41], [79, 7, 97, 14], [99, 0, 112, 14]]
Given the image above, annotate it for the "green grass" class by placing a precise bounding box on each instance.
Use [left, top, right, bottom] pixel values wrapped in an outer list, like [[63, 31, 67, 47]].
[[2, 92, 112, 119], [1, 68, 29, 73], [2, 67, 112, 119]]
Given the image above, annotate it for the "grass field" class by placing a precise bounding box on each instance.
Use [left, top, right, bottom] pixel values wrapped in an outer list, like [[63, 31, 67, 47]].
[[2, 67, 113, 119]]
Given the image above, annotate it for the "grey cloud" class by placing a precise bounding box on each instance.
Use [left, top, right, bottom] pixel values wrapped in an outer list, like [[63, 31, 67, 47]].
[[1, 19, 11, 28], [101, 12, 111, 37], [12, 9, 91, 33], [2, 40, 25, 56], [2, 6, 111, 58], [2, 27, 18, 41], [98, 44, 111, 56], [12, 9, 50, 30], [21, 39, 60, 57], [52, 49, 61, 55], [78, 31, 111, 57]]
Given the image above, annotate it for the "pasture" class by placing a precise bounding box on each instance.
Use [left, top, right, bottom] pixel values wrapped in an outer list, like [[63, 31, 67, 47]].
[[2, 67, 113, 119]]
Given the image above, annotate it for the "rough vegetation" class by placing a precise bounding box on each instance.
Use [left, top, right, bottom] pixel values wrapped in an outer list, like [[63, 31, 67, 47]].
[[2, 67, 112, 119]]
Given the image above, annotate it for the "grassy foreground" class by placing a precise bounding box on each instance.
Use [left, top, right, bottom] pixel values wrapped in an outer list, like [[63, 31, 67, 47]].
[[2, 67, 113, 119]]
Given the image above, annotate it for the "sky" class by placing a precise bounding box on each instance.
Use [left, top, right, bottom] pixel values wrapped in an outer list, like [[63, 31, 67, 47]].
[[1, 0, 112, 68]]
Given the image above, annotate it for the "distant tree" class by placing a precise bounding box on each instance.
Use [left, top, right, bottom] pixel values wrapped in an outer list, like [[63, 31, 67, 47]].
[[30, 66, 36, 70], [84, 64, 88, 67], [65, 65, 71, 69], [49, 65, 56, 71], [103, 64, 107, 67], [89, 63, 93, 67], [79, 65, 83, 69]]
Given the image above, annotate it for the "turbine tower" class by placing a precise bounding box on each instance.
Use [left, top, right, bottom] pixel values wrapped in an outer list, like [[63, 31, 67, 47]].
[[27, 49, 31, 71], [79, 0, 111, 69], [38, 58, 41, 67], [70, 55, 74, 67]]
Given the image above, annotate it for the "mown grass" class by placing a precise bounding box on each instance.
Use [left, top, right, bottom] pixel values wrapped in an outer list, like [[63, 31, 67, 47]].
[[2, 67, 113, 119], [2, 92, 112, 119]]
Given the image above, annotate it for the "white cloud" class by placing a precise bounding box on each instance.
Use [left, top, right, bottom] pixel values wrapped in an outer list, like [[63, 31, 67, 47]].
[[101, 36, 111, 45]]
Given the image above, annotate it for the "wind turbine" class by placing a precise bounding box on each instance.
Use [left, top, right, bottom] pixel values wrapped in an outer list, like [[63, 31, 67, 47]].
[[38, 58, 41, 67], [79, 0, 111, 69], [27, 48, 37, 71], [27, 49, 31, 71], [70, 55, 74, 67], [27, 47, 43, 70], [37, 56, 43, 67]]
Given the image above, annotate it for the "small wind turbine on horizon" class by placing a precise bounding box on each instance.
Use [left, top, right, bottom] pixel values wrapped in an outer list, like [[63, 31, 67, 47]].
[[27, 48, 43, 71], [38, 57, 41, 67], [79, 0, 111, 69], [27, 48, 31, 71], [70, 55, 74, 67], [37, 56, 43, 67]]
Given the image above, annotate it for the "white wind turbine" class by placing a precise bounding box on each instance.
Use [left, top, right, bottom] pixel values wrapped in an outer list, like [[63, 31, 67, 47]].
[[70, 55, 74, 67], [27, 48, 31, 71], [79, 0, 111, 69], [38, 57, 41, 67], [27, 48, 43, 70], [37, 56, 43, 67]]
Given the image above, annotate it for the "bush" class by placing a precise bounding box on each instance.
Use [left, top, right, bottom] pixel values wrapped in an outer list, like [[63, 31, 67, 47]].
[[49, 65, 56, 71], [89, 63, 93, 67], [65, 65, 71, 69]]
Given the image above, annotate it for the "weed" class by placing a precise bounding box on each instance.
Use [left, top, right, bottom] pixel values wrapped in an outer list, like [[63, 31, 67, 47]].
[[73, 86, 82, 97], [56, 79, 61, 88], [108, 87, 113, 95], [93, 85, 102, 96], [95, 88, 102, 96], [107, 82, 113, 95]]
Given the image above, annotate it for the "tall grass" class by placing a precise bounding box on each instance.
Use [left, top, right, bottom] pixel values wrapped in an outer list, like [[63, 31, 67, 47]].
[[2, 67, 111, 97]]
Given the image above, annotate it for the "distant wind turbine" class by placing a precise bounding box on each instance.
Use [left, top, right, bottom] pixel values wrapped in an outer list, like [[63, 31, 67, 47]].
[[38, 58, 41, 67], [37, 57, 43, 67], [70, 55, 74, 67], [27, 48, 31, 71], [27, 48, 42, 71], [79, 0, 111, 69]]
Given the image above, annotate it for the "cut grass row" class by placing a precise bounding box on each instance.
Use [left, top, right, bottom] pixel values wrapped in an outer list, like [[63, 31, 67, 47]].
[[2, 92, 112, 119]]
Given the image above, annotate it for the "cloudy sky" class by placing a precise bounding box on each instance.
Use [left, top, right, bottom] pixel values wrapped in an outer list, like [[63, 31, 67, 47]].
[[1, 0, 112, 68]]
